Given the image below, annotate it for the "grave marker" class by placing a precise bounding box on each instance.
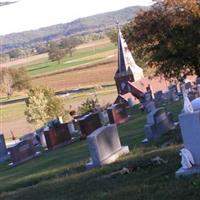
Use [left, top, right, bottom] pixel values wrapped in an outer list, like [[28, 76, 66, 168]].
[[79, 113, 102, 137], [107, 104, 128, 125], [44, 123, 72, 149], [9, 140, 37, 165], [176, 111, 200, 176], [86, 124, 129, 169], [144, 108, 174, 141], [0, 134, 8, 163]]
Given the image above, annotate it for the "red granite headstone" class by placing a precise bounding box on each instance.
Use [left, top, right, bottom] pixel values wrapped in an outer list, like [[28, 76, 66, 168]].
[[107, 104, 128, 125], [44, 123, 72, 149]]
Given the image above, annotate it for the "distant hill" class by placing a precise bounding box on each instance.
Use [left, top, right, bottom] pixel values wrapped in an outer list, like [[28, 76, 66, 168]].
[[0, 5, 147, 52], [0, 1, 17, 6]]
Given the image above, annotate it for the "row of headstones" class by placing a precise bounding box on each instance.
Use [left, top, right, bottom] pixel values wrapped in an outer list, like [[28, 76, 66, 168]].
[[142, 78, 200, 112], [176, 80, 200, 176], [142, 79, 200, 176], [0, 103, 129, 166]]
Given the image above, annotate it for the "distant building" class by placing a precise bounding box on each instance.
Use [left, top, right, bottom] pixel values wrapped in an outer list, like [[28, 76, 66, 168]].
[[114, 30, 144, 105], [114, 30, 173, 105], [114, 30, 144, 96]]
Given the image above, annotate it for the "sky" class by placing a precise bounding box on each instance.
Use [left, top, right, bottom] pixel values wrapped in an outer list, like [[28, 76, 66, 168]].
[[0, 0, 153, 36]]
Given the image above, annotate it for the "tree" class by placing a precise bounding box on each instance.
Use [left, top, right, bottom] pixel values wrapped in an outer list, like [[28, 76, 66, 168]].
[[106, 28, 118, 45], [123, 0, 200, 79], [25, 87, 69, 126], [78, 97, 99, 115], [61, 36, 82, 57], [8, 48, 24, 59], [0, 67, 31, 98], [48, 42, 65, 64]]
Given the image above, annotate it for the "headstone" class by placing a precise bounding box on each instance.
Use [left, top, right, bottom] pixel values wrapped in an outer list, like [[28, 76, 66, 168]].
[[79, 113, 102, 137], [196, 77, 200, 85], [86, 124, 129, 169], [9, 140, 37, 165], [191, 97, 200, 111], [197, 85, 200, 97], [107, 103, 128, 125], [67, 121, 78, 136], [144, 101, 156, 113], [0, 134, 8, 163], [98, 110, 109, 126], [44, 123, 72, 149], [35, 127, 49, 149], [181, 84, 194, 114], [144, 91, 153, 103], [128, 98, 134, 107], [176, 111, 200, 176], [58, 116, 63, 124], [185, 82, 192, 92], [141, 91, 157, 113], [168, 84, 179, 101], [20, 133, 39, 146], [154, 91, 163, 102], [144, 108, 174, 141]]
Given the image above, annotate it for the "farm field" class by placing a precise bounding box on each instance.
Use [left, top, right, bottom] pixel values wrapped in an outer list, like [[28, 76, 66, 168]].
[[31, 57, 117, 91], [1, 39, 119, 138], [1, 101, 199, 200]]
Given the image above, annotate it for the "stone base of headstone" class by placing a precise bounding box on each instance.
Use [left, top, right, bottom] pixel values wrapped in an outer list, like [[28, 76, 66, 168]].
[[86, 146, 129, 170], [46, 140, 72, 151], [176, 166, 200, 177], [10, 152, 41, 167]]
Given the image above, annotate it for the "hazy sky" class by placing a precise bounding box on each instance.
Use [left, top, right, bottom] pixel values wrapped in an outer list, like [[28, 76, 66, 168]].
[[0, 0, 153, 35]]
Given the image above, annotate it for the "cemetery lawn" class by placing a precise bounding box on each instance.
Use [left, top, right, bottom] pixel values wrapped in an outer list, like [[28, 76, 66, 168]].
[[1, 100, 200, 200]]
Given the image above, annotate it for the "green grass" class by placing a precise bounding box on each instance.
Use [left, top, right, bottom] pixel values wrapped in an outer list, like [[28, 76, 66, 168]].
[[27, 43, 116, 77], [0, 103, 26, 122], [0, 100, 200, 200]]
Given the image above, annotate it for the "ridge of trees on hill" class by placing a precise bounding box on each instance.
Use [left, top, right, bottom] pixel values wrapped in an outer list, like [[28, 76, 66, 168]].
[[0, 1, 17, 7], [0, 6, 147, 53]]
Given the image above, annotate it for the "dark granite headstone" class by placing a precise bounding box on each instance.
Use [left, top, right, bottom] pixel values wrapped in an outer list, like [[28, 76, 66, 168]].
[[9, 140, 36, 165], [44, 123, 72, 149], [107, 104, 128, 125], [0, 134, 8, 163], [197, 85, 200, 97], [154, 91, 163, 102], [79, 113, 102, 137], [196, 77, 200, 85], [144, 108, 174, 141], [185, 82, 192, 91], [168, 84, 179, 101]]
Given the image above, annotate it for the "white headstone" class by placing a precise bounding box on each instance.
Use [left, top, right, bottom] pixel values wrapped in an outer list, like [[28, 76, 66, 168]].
[[191, 97, 200, 111], [182, 84, 193, 113], [86, 125, 129, 169]]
